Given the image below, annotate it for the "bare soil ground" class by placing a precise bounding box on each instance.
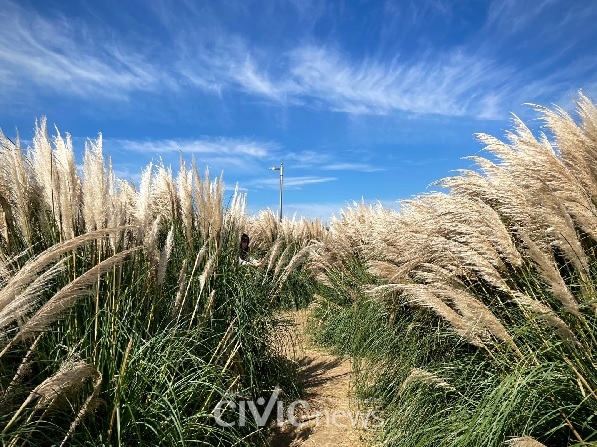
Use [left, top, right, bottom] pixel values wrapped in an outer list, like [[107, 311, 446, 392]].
[[268, 309, 370, 447]]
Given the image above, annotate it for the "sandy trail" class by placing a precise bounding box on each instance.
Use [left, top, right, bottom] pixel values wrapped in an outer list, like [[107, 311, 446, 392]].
[[269, 309, 369, 447]]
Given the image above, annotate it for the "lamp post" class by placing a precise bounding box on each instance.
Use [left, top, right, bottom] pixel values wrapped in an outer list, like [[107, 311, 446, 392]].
[[268, 162, 283, 222]]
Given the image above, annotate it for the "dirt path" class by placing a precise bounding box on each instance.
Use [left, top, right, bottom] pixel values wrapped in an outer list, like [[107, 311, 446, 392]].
[[269, 309, 370, 447]]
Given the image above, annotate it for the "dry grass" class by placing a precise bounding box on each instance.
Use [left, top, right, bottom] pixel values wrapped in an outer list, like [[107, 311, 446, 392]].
[[506, 437, 547, 447], [309, 93, 597, 445], [313, 93, 597, 353], [0, 118, 311, 445]]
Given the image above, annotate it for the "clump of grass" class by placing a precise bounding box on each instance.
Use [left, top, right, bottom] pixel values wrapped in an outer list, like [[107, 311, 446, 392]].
[[309, 92, 597, 446], [0, 120, 318, 445]]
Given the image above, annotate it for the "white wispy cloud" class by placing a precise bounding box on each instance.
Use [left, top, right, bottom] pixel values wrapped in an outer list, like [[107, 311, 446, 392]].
[[114, 137, 276, 158], [3, 0, 596, 121], [252, 176, 337, 189], [160, 0, 520, 118], [281, 151, 383, 172], [104, 137, 279, 175], [234, 57, 286, 100], [174, 38, 515, 118], [176, 36, 281, 98], [166, 1, 597, 119], [285, 46, 514, 117], [485, 0, 556, 36], [0, 2, 172, 100], [284, 150, 332, 166]]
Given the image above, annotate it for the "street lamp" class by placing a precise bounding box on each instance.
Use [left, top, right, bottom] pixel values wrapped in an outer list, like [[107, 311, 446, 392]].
[[269, 162, 283, 222]]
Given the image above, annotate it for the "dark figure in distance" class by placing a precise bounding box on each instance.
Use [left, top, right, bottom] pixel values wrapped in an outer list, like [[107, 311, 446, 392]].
[[239, 233, 261, 266]]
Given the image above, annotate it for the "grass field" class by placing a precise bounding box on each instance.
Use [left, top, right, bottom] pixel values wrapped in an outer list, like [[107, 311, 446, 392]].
[[1, 93, 596, 446], [0, 123, 319, 446], [308, 93, 597, 447]]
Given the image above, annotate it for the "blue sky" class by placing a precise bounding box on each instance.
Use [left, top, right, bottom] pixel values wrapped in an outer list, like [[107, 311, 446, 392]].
[[1, 0, 596, 221]]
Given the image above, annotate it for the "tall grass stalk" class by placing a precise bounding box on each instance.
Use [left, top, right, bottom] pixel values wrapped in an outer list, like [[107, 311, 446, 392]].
[[0, 119, 319, 445], [309, 93, 597, 446]]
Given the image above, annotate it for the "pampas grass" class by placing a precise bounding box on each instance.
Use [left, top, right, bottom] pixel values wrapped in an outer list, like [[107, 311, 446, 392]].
[[13, 248, 138, 342], [0, 131, 33, 245], [506, 437, 547, 447], [309, 92, 597, 446], [399, 367, 456, 396], [53, 127, 81, 240], [0, 118, 315, 446], [177, 159, 194, 247], [156, 225, 174, 286], [153, 163, 179, 222], [0, 261, 64, 336], [0, 227, 130, 317], [2, 359, 99, 434], [135, 161, 153, 239], [82, 133, 112, 235]]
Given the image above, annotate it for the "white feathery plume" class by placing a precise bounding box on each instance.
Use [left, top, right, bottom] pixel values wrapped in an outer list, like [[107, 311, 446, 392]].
[[30, 117, 61, 232], [153, 162, 179, 222], [172, 259, 188, 316], [189, 254, 217, 326], [517, 230, 579, 315], [0, 260, 65, 333], [398, 284, 486, 348], [176, 241, 209, 323], [0, 228, 132, 316], [0, 132, 33, 244], [399, 368, 456, 396], [135, 162, 153, 240], [513, 293, 577, 343], [277, 245, 312, 286], [2, 359, 100, 434], [438, 287, 516, 349], [144, 216, 162, 261], [177, 158, 194, 247], [82, 134, 107, 232], [157, 225, 174, 286], [105, 158, 128, 250], [273, 244, 293, 278], [506, 437, 547, 447], [13, 248, 139, 342], [0, 209, 8, 246], [60, 370, 103, 447], [266, 237, 284, 275], [53, 127, 81, 240]]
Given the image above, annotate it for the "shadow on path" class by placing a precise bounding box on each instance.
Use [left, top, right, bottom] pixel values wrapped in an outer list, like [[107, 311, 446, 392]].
[[268, 310, 368, 447]]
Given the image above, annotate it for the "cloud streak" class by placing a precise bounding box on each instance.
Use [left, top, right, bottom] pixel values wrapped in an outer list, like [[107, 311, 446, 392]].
[[104, 137, 279, 175], [114, 137, 276, 158], [2, 0, 596, 121], [284, 46, 511, 117], [166, 0, 597, 118], [252, 176, 337, 189], [176, 39, 514, 118], [0, 2, 172, 100]]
